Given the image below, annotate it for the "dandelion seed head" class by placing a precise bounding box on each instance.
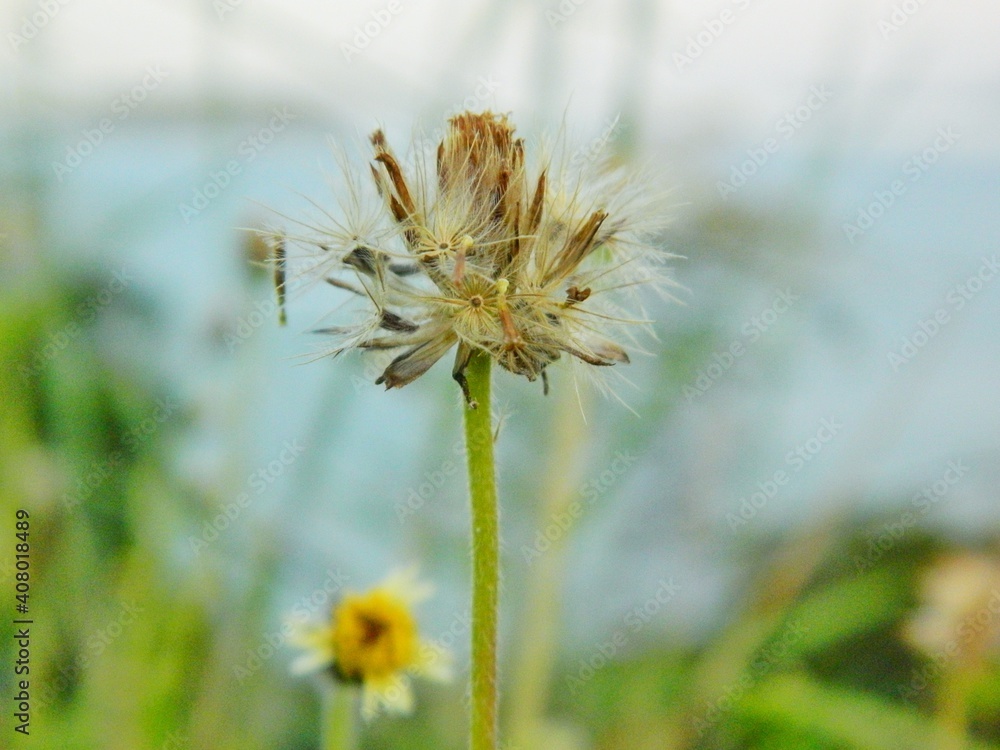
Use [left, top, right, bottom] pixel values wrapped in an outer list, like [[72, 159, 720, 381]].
[[272, 110, 676, 404]]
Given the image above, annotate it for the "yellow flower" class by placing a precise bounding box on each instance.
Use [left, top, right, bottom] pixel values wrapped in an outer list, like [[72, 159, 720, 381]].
[[270, 110, 674, 405], [290, 568, 452, 720]]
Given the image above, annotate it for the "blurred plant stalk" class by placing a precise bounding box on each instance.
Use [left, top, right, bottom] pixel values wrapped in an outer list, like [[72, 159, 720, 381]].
[[936, 666, 973, 750], [674, 525, 836, 747], [507, 384, 589, 748], [904, 553, 1000, 750], [324, 685, 356, 750]]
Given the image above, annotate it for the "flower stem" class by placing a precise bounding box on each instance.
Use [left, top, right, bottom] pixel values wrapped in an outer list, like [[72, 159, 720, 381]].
[[323, 685, 355, 750], [463, 351, 499, 750]]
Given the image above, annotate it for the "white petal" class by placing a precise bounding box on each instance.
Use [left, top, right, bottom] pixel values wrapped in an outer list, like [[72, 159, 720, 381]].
[[361, 686, 381, 722], [361, 677, 414, 720], [287, 622, 334, 674], [379, 565, 434, 605], [290, 651, 332, 675], [287, 624, 323, 647], [413, 640, 454, 682]]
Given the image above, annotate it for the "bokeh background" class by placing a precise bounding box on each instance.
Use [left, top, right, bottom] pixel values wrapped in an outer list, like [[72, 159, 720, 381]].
[[2, 1, 999, 748]]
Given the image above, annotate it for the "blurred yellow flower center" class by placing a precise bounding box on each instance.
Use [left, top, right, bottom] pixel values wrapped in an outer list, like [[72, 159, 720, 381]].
[[332, 590, 418, 681]]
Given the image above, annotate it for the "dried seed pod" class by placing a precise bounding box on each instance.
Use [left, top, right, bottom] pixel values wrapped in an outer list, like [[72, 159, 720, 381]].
[[271, 110, 675, 404]]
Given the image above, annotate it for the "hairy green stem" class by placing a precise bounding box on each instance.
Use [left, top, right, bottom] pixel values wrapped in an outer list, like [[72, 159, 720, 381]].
[[463, 351, 499, 750], [323, 685, 355, 750]]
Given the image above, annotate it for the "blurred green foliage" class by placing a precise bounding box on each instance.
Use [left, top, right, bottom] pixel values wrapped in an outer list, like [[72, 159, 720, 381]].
[[2, 223, 998, 749]]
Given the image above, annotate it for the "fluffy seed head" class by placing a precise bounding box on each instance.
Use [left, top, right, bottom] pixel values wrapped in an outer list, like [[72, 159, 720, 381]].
[[271, 110, 674, 403]]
